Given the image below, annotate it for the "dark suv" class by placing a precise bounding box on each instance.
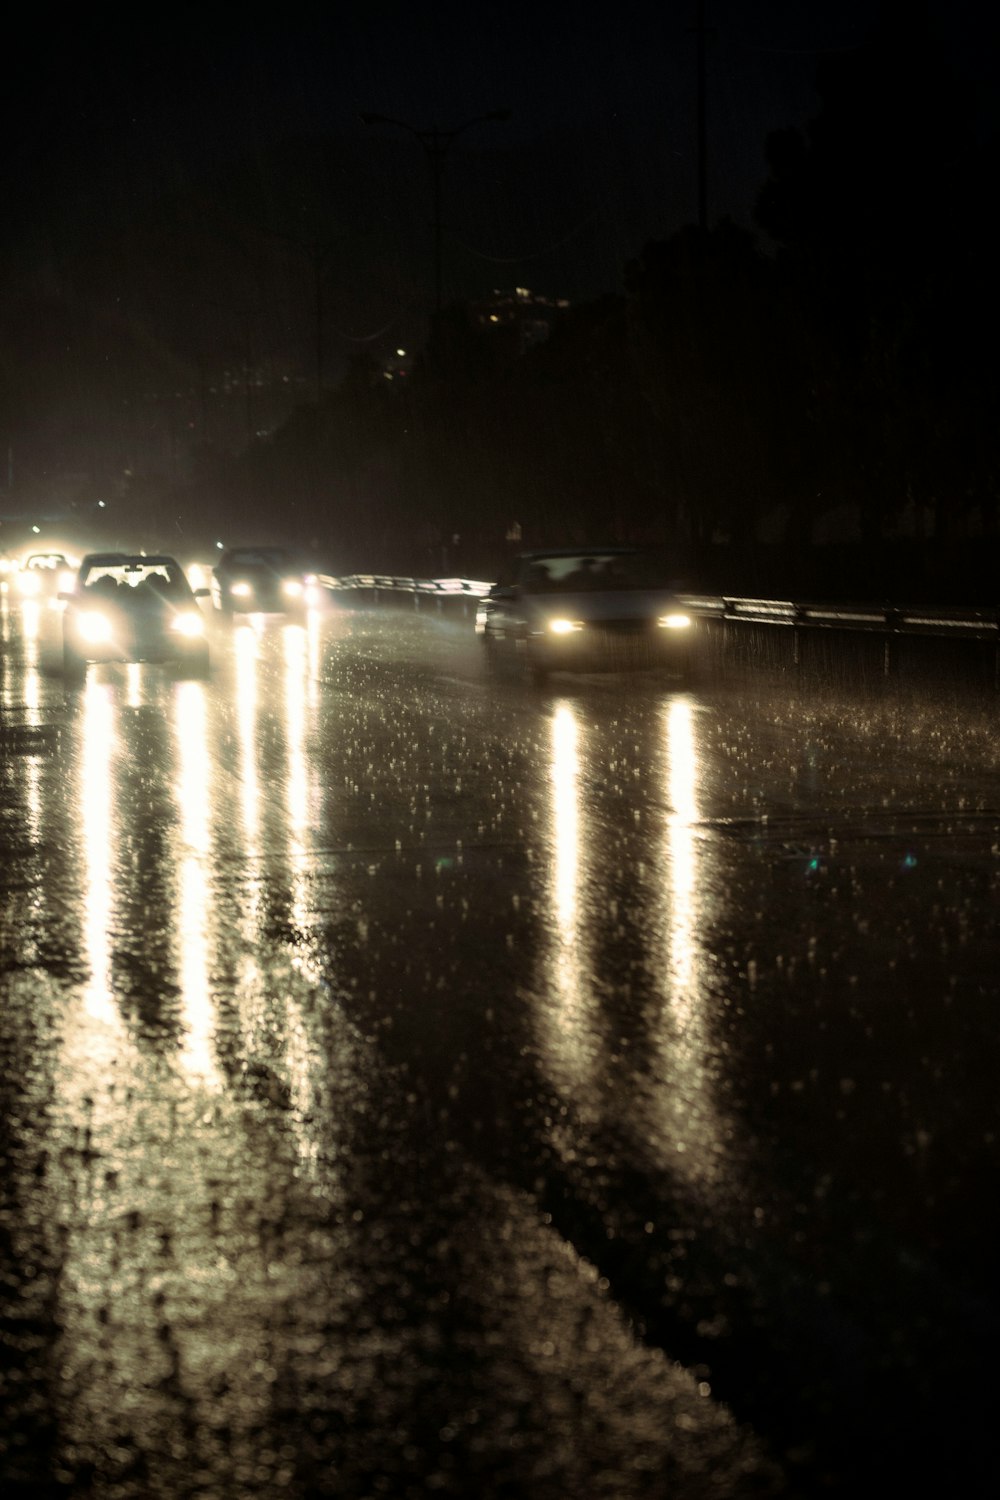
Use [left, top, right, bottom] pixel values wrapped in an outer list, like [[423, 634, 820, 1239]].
[[476, 547, 693, 682], [212, 547, 319, 618]]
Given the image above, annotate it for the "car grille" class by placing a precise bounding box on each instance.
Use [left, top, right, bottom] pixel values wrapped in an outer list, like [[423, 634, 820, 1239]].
[[580, 620, 683, 668], [593, 619, 655, 636]]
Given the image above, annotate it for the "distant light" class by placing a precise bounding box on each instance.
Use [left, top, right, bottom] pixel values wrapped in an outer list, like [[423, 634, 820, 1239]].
[[97, 500, 106, 508], [216, 541, 224, 549], [396, 348, 406, 357], [31, 525, 40, 533]]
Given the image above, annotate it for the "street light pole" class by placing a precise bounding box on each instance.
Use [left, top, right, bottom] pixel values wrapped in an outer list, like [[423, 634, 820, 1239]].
[[360, 110, 511, 316]]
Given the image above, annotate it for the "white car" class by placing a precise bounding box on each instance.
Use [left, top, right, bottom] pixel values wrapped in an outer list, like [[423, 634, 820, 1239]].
[[476, 547, 694, 682], [16, 551, 76, 600], [61, 552, 211, 682]]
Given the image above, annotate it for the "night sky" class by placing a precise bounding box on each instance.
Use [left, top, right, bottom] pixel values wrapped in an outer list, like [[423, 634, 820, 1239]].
[[6, 3, 995, 296], [1, 1, 998, 485]]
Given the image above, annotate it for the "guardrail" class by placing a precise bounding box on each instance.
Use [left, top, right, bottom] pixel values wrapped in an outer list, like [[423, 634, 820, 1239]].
[[321, 575, 1000, 639], [672, 594, 1000, 641], [317, 574, 493, 617], [323, 575, 1000, 684], [671, 592, 1000, 685]]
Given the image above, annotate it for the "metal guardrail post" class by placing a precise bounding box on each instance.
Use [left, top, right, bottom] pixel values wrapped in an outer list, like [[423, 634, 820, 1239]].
[[884, 608, 900, 677], [793, 605, 806, 669]]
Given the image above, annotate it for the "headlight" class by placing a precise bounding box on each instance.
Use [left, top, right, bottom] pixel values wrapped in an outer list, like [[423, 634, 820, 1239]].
[[58, 571, 75, 591], [231, 581, 252, 597], [78, 611, 112, 643], [547, 617, 583, 635], [282, 578, 304, 597], [18, 572, 41, 595], [171, 610, 205, 637], [657, 612, 691, 630], [304, 584, 320, 606]]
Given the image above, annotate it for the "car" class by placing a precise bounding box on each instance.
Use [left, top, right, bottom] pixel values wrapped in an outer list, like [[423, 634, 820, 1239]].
[[211, 546, 320, 617], [0, 552, 19, 592], [60, 552, 211, 682], [476, 546, 694, 682], [16, 551, 76, 600]]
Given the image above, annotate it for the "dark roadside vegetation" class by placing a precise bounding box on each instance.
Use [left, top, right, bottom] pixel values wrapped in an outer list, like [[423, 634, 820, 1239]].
[[3, 12, 998, 605]]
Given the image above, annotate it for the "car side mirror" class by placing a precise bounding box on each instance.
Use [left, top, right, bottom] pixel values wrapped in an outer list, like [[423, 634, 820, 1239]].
[[193, 587, 210, 598]]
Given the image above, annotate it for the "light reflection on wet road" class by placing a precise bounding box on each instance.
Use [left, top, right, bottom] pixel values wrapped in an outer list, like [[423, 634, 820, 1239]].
[[2, 596, 999, 1497]]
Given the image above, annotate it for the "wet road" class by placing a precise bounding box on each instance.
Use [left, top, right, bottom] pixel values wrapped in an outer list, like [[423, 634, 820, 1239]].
[[2, 596, 999, 1498]]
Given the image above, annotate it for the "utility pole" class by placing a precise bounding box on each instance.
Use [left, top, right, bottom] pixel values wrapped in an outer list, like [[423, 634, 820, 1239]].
[[360, 110, 511, 317]]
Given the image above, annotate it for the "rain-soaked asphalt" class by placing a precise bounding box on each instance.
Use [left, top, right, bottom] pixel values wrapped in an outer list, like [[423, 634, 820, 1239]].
[[2, 594, 999, 1499]]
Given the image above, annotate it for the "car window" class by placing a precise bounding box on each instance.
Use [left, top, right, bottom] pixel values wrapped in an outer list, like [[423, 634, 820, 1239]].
[[81, 561, 191, 597], [519, 552, 668, 592]]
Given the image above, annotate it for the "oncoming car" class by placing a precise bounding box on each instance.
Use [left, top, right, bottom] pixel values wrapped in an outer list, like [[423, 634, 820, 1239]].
[[16, 551, 76, 600], [211, 547, 320, 617], [61, 553, 211, 682], [476, 547, 694, 682]]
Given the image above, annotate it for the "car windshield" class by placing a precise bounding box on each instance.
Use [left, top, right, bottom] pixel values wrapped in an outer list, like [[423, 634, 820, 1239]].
[[80, 560, 191, 598], [520, 552, 670, 593], [27, 554, 67, 571]]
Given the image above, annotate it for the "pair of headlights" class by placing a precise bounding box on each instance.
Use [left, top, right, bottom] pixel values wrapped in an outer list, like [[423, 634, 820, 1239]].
[[546, 612, 691, 635], [76, 609, 205, 643]]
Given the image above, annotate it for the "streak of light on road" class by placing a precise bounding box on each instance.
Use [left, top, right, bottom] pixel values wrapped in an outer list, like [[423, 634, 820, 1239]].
[[538, 699, 596, 1098], [174, 678, 220, 1087], [664, 696, 699, 1020], [236, 623, 261, 853], [20, 600, 43, 843], [81, 678, 118, 1033], [653, 694, 727, 1181]]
